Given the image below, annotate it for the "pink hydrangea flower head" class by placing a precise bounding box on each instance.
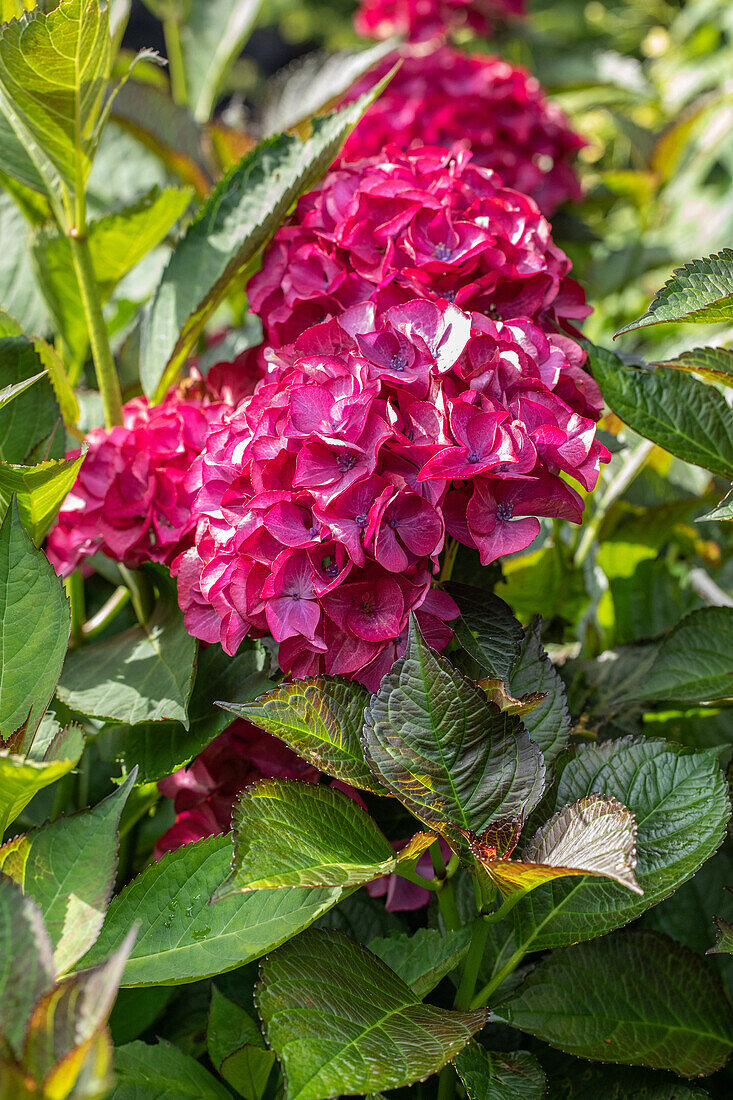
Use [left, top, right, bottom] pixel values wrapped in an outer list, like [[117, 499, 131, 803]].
[[248, 145, 590, 348], [354, 0, 525, 42], [340, 48, 583, 215], [177, 294, 609, 686], [46, 352, 266, 579]]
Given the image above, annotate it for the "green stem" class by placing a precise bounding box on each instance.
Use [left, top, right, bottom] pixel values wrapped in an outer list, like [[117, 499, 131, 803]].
[[574, 439, 654, 567], [437, 1065, 457, 1100], [81, 586, 131, 640], [394, 865, 438, 891], [431, 842, 461, 932], [69, 231, 123, 428], [66, 570, 85, 645], [439, 537, 459, 583], [119, 566, 155, 625], [163, 15, 188, 107], [470, 944, 527, 1010], [454, 918, 491, 1011]]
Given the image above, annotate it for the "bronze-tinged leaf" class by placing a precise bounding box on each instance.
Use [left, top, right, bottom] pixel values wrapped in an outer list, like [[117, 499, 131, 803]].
[[476, 678, 547, 716]]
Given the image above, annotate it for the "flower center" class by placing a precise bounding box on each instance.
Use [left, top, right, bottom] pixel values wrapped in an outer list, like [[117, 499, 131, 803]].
[[355, 512, 368, 528], [467, 450, 481, 463], [433, 242, 453, 261], [336, 451, 357, 473], [496, 502, 513, 521], [391, 352, 408, 372], [321, 556, 339, 579]]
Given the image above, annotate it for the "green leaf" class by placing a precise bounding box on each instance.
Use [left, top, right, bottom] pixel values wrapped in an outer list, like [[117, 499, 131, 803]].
[[708, 914, 733, 956], [0, 369, 44, 413], [0, 0, 111, 216], [33, 185, 191, 366], [498, 930, 733, 1077], [447, 583, 524, 683], [214, 779, 432, 897], [363, 618, 545, 838], [0, 452, 85, 543], [110, 1040, 231, 1100], [0, 727, 83, 838], [208, 987, 276, 1100], [0, 191, 49, 334], [509, 617, 571, 768], [260, 38, 398, 136], [0, 877, 54, 1058], [224, 677, 382, 795], [256, 929, 489, 1100], [141, 75, 393, 401], [618, 607, 733, 704], [510, 737, 730, 951], [588, 342, 733, 480], [0, 771, 136, 974], [180, 0, 263, 124], [57, 573, 196, 727], [110, 641, 273, 785], [699, 490, 733, 522], [546, 1062, 711, 1099], [616, 250, 733, 333], [652, 345, 733, 386], [454, 1044, 546, 1100], [77, 833, 342, 987], [31, 335, 79, 430], [0, 500, 70, 748], [368, 926, 473, 999], [0, 337, 62, 464]]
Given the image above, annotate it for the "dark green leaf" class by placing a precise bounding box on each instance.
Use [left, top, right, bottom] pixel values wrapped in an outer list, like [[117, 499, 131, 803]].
[[447, 583, 523, 682], [214, 779, 428, 895], [208, 986, 276, 1100], [546, 1062, 711, 1099], [653, 345, 733, 386], [225, 677, 381, 794], [498, 930, 733, 1077], [616, 250, 733, 333], [510, 617, 571, 767], [57, 573, 196, 727], [256, 929, 488, 1100], [709, 914, 733, 956], [363, 618, 545, 837], [368, 926, 473, 999], [141, 76, 393, 401], [77, 834, 341, 987], [510, 737, 729, 951], [619, 607, 733, 704], [588, 342, 733, 479], [454, 1044, 546, 1100], [110, 1040, 231, 1099], [0, 771, 135, 974], [0, 337, 62, 464], [0, 500, 69, 749], [0, 877, 54, 1058]]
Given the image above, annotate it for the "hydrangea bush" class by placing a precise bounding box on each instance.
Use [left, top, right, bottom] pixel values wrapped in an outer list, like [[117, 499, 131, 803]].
[[1, 2, 733, 1100]]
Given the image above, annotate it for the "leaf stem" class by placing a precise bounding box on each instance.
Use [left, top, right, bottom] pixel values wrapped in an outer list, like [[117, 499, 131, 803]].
[[437, 1065, 457, 1100], [439, 537, 459, 583], [454, 917, 491, 1011], [119, 566, 155, 625], [66, 570, 85, 645], [163, 14, 188, 107], [80, 585, 131, 640], [470, 944, 527, 1010], [574, 439, 654, 567], [431, 842, 461, 932], [68, 231, 124, 428]]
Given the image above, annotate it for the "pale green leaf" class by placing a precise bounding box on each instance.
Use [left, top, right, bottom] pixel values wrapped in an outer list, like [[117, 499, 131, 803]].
[[77, 834, 342, 987], [181, 0, 263, 123], [0, 190, 48, 333], [616, 250, 733, 333], [454, 1044, 546, 1100], [708, 914, 733, 956], [498, 930, 733, 1077], [256, 929, 489, 1100], [0, 452, 84, 543], [0, 727, 83, 838], [698, 490, 733, 522]]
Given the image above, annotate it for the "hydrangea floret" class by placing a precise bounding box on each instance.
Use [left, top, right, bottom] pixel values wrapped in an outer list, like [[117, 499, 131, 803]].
[[354, 0, 525, 42]]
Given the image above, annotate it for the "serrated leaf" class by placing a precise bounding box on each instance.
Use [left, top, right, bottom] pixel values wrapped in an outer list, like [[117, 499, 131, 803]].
[[141, 75, 393, 401], [0, 727, 83, 838], [208, 987, 276, 1100], [31, 335, 79, 429], [498, 930, 733, 1077], [0, 452, 84, 543], [256, 929, 488, 1100], [653, 345, 733, 386], [180, 0, 263, 124], [363, 618, 545, 839], [110, 641, 273, 785], [588, 342, 733, 479], [57, 572, 196, 727], [222, 677, 381, 794], [447, 583, 523, 683], [214, 779, 432, 896], [0, 877, 54, 1058], [708, 914, 733, 955], [0, 2, 37, 25], [509, 618, 571, 768], [76, 834, 341, 987], [0, 500, 70, 751], [260, 38, 398, 136], [618, 607, 733, 704], [0, 336, 63, 464], [698, 490, 733, 522], [510, 738, 729, 952], [110, 1040, 231, 1099], [616, 250, 733, 333], [454, 1044, 546, 1100], [368, 926, 473, 999], [0, 0, 111, 215], [0, 368, 44, 412], [0, 771, 136, 974]]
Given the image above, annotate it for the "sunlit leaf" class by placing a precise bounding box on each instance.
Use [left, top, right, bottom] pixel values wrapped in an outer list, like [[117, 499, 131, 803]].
[[180, 0, 263, 123], [0, 452, 85, 543], [0, 337, 63, 464], [652, 345, 733, 386], [0, 877, 54, 1058], [616, 250, 733, 333], [0, 726, 83, 838]]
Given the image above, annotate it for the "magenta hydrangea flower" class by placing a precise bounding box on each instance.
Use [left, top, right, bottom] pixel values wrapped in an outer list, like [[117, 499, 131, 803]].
[[175, 294, 609, 688], [247, 145, 590, 348], [340, 48, 583, 216], [46, 348, 266, 579], [354, 0, 524, 42]]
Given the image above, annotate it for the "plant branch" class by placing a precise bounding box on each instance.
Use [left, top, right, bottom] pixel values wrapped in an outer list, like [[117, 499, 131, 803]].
[[80, 585, 131, 640], [470, 944, 527, 1010], [454, 918, 491, 1011], [431, 841, 461, 932], [68, 230, 124, 428], [163, 14, 188, 107]]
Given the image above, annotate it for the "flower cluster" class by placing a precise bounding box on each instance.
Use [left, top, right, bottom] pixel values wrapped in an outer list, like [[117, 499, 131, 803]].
[[176, 290, 608, 687], [154, 719, 319, 857], [47, 350, 265, 579], [248, 145, 590, 349], [341, 48, 583, 215], [354, 0, 525, 42]]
